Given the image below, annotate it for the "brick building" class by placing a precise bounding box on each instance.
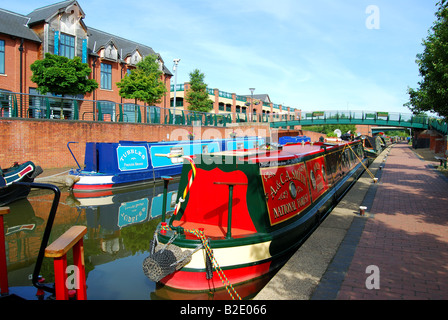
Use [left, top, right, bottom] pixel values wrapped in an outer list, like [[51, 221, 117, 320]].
[[0, 0, 172, 121]]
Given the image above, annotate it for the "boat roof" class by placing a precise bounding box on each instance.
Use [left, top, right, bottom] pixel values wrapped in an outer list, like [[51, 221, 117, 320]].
[[211, 141, 356, 164]]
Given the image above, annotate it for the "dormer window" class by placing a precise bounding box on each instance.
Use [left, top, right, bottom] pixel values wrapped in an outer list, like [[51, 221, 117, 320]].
[[102, 43, 118, 61], [127, 50, 142, 66], [60, 33, 75, 59]]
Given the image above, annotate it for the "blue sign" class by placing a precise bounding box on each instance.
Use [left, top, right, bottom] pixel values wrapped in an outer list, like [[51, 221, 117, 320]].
[[118, 198, 149, 228], [82, 39, 87, 63], [117, 146, 149, 171], [54, 31, 59, 55]]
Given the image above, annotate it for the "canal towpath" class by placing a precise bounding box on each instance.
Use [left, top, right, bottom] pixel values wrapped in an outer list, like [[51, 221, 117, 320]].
[[255, 142, 448, 300]]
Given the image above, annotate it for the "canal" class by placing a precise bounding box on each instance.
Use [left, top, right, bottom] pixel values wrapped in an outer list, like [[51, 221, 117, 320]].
[[3, 180, 273, 300]]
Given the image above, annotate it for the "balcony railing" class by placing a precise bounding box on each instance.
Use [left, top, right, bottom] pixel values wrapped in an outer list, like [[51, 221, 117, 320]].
[[0, 91, 295, 127]]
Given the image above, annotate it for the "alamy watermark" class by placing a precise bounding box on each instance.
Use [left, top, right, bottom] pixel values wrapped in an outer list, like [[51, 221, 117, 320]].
[[365, 5, 380, 30], [365, 265, 380, 290], [66, 265, 81, 290]]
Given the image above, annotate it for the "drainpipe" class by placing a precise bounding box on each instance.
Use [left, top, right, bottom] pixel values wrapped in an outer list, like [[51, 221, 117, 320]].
[[92, 56, 97, 120], [19, 38, 24, 117]]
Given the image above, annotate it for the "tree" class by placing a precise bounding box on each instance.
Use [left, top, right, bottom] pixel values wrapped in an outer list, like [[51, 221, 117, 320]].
[[30, 53, 98, 119], [31, 53, 98, 96], [117, 54, 167, 106], [185, 69, 213, 112], [405, 1, 448, 119]]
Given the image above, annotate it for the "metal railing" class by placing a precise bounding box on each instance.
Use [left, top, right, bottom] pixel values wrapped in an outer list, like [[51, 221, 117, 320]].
[[1, 91, 447, 134], [271, 109, 448, 135], [0, 91, 295, 127]]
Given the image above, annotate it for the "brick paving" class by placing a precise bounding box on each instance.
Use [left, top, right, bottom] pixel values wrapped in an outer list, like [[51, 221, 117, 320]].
[[336, 143, 448, 300]]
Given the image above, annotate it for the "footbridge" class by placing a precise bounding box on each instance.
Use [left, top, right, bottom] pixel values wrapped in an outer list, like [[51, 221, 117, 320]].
[[270, 110, 448, 135]]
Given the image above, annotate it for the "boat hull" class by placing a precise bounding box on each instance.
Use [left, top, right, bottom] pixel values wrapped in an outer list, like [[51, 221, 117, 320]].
[[0, 161, 42, 206]]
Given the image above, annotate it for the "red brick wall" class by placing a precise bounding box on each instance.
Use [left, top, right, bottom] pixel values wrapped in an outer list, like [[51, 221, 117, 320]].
[[0, 36, 40, 94], [0, 119, 270, 169]]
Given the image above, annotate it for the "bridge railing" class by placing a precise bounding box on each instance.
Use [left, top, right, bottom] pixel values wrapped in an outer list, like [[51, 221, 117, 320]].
[[293, 110, 426, 123], [270, 110, 448, 135]]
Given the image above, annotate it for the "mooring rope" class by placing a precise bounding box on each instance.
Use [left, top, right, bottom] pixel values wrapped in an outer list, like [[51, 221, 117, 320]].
[[161, 224, 241, 300], [344, 142, 377, 182]]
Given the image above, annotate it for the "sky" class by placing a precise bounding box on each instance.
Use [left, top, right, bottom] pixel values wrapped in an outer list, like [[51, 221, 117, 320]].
[[1, 0, 440, 113]]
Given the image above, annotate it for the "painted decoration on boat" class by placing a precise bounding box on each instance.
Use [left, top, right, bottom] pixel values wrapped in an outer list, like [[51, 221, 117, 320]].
[[149, 142, 221, 168], [117, 146, 149, 171], [305, 156, 329, 201], [118, 198, 149, 228], [260, 162, 312, 226]]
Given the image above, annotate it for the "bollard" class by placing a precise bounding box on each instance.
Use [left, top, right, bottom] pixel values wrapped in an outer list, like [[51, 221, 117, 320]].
[[359, 206, 367, 216]]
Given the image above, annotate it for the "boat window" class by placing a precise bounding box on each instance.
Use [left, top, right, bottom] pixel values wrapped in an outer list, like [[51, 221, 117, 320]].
[[310, 170, 316, 190], [169, 147, 184, 164], [321, 164, 326, 182]]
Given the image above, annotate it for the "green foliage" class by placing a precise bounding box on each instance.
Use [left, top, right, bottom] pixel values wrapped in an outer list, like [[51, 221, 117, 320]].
[[405, 1, 448, 119], [117, 54, 167, 105], [30, 53, 98, 96], [185, 69, 213, 112]]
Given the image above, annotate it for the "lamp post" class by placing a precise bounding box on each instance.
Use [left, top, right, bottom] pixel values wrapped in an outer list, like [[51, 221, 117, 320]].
[[249, 88, 255, 122], [172, 59, 181, 124]]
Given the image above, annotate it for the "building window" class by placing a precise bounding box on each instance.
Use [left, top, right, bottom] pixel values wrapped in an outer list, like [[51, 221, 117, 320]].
[[60, 34, 75, 59], [101, 63, 112, 90], [98, 100, 115, 121], [123, 103, 139, 123], [0, 40, 5, 74]]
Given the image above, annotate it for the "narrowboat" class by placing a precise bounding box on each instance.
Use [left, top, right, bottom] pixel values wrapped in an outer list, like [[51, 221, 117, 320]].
[[67, 137, 265, 192], [278, 135, 311, 145], [362, 135, 387, 161], [143, 139, 369, 296], [0, 161, 43, 206]]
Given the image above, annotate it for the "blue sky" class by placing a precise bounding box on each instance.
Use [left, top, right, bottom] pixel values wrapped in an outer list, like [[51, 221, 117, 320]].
[[2, 0, 439, 113]]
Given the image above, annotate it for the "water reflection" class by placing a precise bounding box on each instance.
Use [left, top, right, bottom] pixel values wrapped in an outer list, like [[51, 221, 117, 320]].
[[4, 180, 273, 300]]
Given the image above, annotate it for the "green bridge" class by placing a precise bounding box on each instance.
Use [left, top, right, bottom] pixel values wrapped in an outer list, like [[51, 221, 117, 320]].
[[270, 110, 448, 135]]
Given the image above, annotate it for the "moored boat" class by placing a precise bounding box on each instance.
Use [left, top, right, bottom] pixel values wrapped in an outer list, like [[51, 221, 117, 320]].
[[362, 135, 387, 161], [0, 161, 43, 206], [143, 139, 369, 296], [67, 137, 265, 192], [278, 135, 311, 145]]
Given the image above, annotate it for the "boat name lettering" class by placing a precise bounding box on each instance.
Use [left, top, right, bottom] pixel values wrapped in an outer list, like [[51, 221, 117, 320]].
[[119, 148, 146, 161], [260, 162, 312, 226], [117, 146, 149, 171], [264, 166, 307, 200]]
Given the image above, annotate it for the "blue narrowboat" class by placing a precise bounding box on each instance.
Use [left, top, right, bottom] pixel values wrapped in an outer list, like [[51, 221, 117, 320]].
[[68, 137, 265, 192]]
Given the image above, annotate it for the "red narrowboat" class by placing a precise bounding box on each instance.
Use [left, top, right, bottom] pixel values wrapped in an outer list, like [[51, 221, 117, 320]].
[[143, 140, 367, 297]]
